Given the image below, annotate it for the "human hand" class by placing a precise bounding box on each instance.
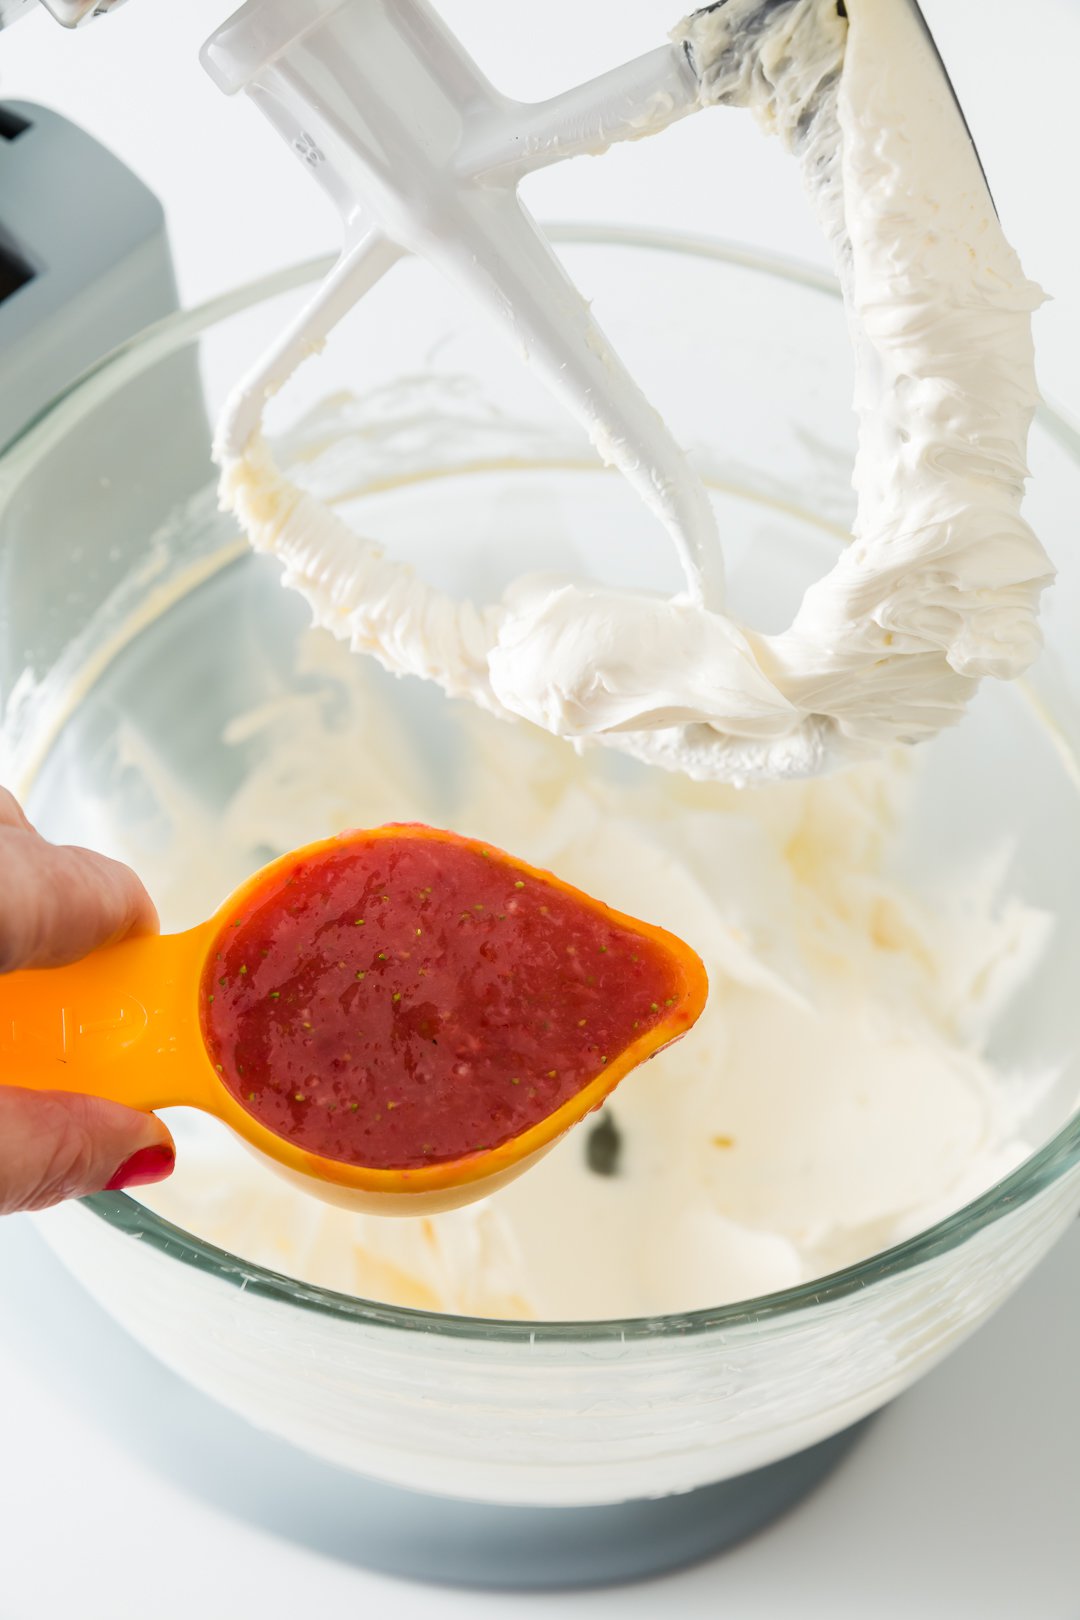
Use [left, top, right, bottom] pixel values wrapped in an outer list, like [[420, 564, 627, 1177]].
[[0, 787, 175, 1214]]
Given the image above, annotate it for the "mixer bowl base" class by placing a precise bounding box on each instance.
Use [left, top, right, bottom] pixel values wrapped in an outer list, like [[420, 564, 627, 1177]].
[[4, 1213, 866, 1589], [284, 1422, 870, 1589]]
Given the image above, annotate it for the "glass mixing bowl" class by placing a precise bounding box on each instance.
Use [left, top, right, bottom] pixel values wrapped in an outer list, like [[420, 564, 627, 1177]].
[[3, 233, 1080, 1545]]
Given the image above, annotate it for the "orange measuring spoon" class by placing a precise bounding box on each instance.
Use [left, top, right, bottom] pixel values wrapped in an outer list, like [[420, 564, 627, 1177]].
[[0, 824, 707, 1214]]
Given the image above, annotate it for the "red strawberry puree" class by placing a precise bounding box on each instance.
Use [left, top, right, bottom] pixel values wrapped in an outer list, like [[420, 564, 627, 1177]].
[[199, 830, 695, 1169]]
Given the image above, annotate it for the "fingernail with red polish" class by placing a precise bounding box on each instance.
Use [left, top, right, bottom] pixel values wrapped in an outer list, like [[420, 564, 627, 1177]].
[[106, 1143, 176, 1192]]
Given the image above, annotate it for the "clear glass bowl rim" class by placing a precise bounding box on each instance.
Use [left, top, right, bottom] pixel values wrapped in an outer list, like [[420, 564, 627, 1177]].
[[5, 225, 1080, 1344]]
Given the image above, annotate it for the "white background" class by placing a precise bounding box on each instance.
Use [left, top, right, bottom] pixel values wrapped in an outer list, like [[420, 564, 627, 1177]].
[[1, 1, 1079, 1615]]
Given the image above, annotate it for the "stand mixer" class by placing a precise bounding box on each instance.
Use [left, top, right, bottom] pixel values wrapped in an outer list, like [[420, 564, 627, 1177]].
[[0, 0, 1068, 1594]]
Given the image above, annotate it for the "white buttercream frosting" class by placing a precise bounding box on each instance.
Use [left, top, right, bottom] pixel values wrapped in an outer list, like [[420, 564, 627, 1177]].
[[126, 631, 1058, 1319], [217, 0, 1050, 784]]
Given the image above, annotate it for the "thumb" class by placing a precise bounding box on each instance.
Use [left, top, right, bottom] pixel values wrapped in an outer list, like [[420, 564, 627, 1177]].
[[0, 1087, 175, 1215]]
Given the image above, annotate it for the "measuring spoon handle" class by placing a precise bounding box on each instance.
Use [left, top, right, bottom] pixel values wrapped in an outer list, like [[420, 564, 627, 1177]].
[[0, 928, 216, 1113]]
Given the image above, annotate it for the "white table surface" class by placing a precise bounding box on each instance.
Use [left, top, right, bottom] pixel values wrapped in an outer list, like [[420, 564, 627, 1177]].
[[2, 1, 1079, 1615]]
